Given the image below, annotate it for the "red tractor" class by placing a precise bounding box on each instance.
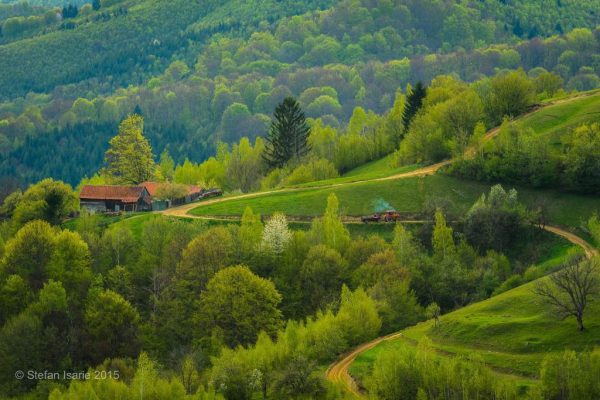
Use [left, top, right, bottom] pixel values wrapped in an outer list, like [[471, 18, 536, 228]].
[[361, 210, 402, 223]]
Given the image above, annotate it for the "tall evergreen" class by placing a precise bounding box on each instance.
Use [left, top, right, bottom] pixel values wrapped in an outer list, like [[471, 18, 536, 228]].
[[103, 114, 157, 184], [263, 97, 311, 168], [402, 82, 427, 132]]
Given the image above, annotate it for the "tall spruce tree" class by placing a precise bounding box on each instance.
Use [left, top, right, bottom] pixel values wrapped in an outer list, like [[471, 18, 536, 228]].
[[402, 82, 427, 132], [103, 114, 157, 184], [263, 97, 311, 168]]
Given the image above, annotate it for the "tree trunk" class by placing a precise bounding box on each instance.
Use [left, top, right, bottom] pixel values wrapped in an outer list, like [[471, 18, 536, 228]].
[[577, 315, 585, 331]]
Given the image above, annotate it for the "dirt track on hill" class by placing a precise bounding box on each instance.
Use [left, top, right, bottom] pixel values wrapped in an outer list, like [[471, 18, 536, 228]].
[[544, 225, 598, 258], [325, 332, 404, 398], [160, 92, 599, 398]]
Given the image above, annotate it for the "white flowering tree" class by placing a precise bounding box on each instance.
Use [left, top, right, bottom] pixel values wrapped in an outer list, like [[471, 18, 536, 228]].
[[260, 212, 291, 254]]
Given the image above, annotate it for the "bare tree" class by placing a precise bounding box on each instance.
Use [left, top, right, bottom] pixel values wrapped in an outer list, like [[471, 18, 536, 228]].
[[534, 256, 598, 331]]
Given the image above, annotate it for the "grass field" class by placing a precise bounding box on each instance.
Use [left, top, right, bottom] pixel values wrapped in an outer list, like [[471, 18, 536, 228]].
[[190, 175, 600, 230], [518, 90, 600, 144], [349, 242, 599, 392]]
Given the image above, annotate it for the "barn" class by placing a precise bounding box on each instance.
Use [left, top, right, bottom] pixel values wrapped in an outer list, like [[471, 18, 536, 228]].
[[79, 185, 152, 213]]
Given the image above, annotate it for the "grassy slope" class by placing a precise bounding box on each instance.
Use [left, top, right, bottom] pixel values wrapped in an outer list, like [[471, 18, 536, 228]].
[[294, 156, 419, 188], [350, 246, 600, 389], [519, 91, 600, 145]]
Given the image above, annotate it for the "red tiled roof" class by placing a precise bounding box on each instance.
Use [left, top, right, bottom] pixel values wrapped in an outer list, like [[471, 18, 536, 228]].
[[140, 182, 202, 197], [139, 181, 161, 197], [80, 185, 146, 203], [187, 185, 202, 195]]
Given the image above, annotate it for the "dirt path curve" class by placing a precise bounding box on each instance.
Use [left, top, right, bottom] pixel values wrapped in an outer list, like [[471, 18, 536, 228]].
[[543, 225, 598, 258], [325, 332, 404, 398]]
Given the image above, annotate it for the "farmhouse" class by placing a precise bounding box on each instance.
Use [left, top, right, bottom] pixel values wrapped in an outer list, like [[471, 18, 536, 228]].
[[79, 185, 152, 213]]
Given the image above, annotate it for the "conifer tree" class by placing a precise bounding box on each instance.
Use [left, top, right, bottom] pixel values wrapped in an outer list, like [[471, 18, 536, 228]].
[[103, 114, 157, 184], [402, 82, 427, 132], [263, 97, 311, 168]]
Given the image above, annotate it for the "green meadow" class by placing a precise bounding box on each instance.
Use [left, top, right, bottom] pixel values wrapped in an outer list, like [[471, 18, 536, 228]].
[[190, 174, 600, 230]]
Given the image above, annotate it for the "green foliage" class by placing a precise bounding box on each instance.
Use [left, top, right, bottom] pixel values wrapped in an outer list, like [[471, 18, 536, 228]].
[[154, 182, 189, 201], [336, 285, 381, 346], [483, 69, 536, 125], [1, 220, 57, 290], [209, 285, 379, 399], [299, 245, 347, 314], [589, 214, 600, 248], [159, 148, 175, 182], [451, 115, 600, 195], [1, 1, 599, 187], [103, 114, 158, 184], [9, 178, 77, 227], [308, 193, 350, 254], [284, 158, 339, 186], [239, 207, 263, 258], [366, 339, 519, 400], [199, 265, 283, 347], [464, 185, 527, 252], [432, 208, 455, 261], [397, 76, 486, 164], [562, 123, 600, 194], [540, 349, 600, 400], [353, 249, 422, 333], [84, 289, 140, 364], [49, 352, 223, 399]]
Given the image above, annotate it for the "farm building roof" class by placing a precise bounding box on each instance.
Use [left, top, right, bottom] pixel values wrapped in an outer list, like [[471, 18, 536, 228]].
[[140, 182, 202, 197], [79, 185, 148, 203]]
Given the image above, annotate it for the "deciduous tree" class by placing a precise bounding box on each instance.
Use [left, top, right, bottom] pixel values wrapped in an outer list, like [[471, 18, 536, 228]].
[[199, 266, 282, 346], [534, 256, 599, 331], [103, 114, 157, 184]]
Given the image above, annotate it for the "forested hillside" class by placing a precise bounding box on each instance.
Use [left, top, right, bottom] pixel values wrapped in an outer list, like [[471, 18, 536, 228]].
[[1, 0, 600, 187], [1, 0, 600, 398]]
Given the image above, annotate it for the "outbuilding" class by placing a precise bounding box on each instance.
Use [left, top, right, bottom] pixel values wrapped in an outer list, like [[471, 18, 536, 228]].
[[79, 185, 152, 213]]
